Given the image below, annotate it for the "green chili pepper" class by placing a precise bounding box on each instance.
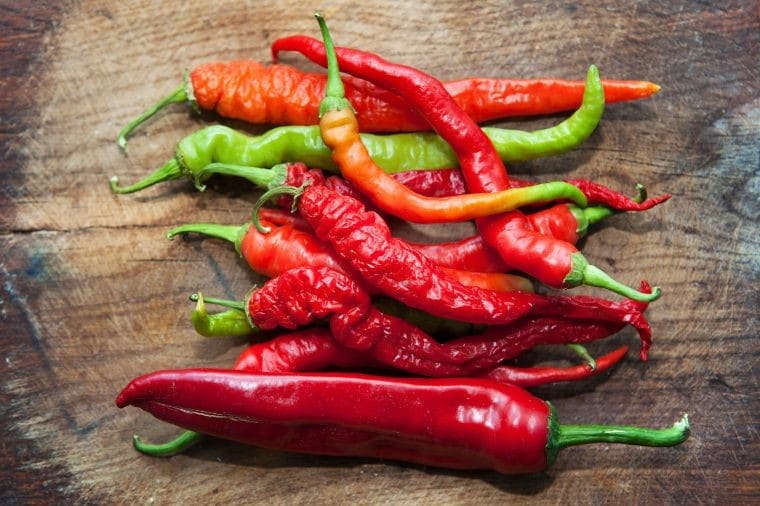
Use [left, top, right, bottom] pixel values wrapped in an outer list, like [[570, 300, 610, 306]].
[[109, 68, 603, 194]]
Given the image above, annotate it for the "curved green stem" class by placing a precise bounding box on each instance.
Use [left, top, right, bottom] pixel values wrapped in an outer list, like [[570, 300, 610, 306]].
[[582, 206, 615, 227], [133, 430, 203, 457], [252, 185, 306, 233], [565, 252, 662, 302], [192, 163, 287, 191], [557, 413, 690, 449], [191, 292, 256, 337], [167, 223, 245, 254], [109, 158, 182, 194], [568, 204, 615, 238], [566, 343, 596, 370], [118, 84, 188, 152]]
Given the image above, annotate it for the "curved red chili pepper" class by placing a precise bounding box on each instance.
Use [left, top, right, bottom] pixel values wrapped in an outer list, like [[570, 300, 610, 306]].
[[169, 217, 533, 294], [272, 33, 661, 302], [481, 345, 629, 387]]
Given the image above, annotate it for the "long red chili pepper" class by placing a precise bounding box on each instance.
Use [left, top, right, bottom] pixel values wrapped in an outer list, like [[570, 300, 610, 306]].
[[231, 330, 630, 386], [281, 19, 660, 302], [117, 369, 689, 474], [168, 218, 533, 293], [249, 275, 645, 374], [117, 59, 660, 149], [242, 261, 653, 359], [130, 331, 630, 457]]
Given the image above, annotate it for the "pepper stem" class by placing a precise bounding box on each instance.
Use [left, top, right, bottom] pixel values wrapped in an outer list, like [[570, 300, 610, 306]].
[[116, 83, 188, 151], [189, 292, 246, 312], [568, 204, 615, 238], [252, 184, 307, 233], [582, 205, 615, 226], [109, 158, 183, 194], [556, 414, 689, 450], [117, 84, 188, 152], [191, 292, 256, 337], [167, 223, 245, 254], [566, 252, 662, 302], [315, 13, 352, 115], [192, 163, 287, 192], [133, 430, 203, 457], [566, 344, 596, 370]]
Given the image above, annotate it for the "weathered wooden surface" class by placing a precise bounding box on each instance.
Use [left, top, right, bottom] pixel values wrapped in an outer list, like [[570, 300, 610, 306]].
[[1, 0, 757, 503]]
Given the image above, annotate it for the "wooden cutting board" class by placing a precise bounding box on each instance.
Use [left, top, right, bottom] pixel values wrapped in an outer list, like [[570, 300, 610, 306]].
[[1, 1, 757, 503]]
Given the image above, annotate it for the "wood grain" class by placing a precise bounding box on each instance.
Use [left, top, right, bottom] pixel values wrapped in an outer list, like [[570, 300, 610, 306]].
[[1, 0, 758, 503]]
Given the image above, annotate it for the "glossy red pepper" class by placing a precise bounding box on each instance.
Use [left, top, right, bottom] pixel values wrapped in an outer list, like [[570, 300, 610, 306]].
[[117, 369, 689, 474], [276, 24, 660, 302], [128, 330, 629, 457]]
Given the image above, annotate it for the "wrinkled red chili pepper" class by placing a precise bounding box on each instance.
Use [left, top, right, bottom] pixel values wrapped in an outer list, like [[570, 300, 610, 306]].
[[276, 23, 660, 302], [168, 218, 533, 293], [117, 369, 689, 474], [254, 184, 654, 359], [243, 260, 653, 359]]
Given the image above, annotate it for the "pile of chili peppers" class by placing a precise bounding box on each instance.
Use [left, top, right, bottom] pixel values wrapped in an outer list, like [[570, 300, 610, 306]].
[[114, 14, 689, 475]]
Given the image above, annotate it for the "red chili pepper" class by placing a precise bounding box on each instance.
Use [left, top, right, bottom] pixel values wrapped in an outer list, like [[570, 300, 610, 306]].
[[244, 260, 653, 359], [483, 345, 630, 388], [117, 60, 660, 149], [390, 168, 671, 213], [116, 369, 689, 474], [168, 218, 533, 293], [278, 22, 660, 302], [127, 329, 630, 457], [232, 331, 631, 388]]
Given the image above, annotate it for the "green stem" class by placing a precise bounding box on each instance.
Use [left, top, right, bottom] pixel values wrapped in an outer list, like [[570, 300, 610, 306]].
[[568, 204, 615, 238], [117, 84, 188, 152], [252, 185, 305, 233], [109, 158, 182, 194], [566, 344, 596, 370], [167, 223, 245, 254], [566, 253, 662, 302], [191, 292, 256, 337], [192, 163, 286, 191], [133, 430, 203, 457], [582, 206, 615, 226], [315, 13, 352, 115], [189, 292, 246, 312], [557, 414, 690, 449]]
